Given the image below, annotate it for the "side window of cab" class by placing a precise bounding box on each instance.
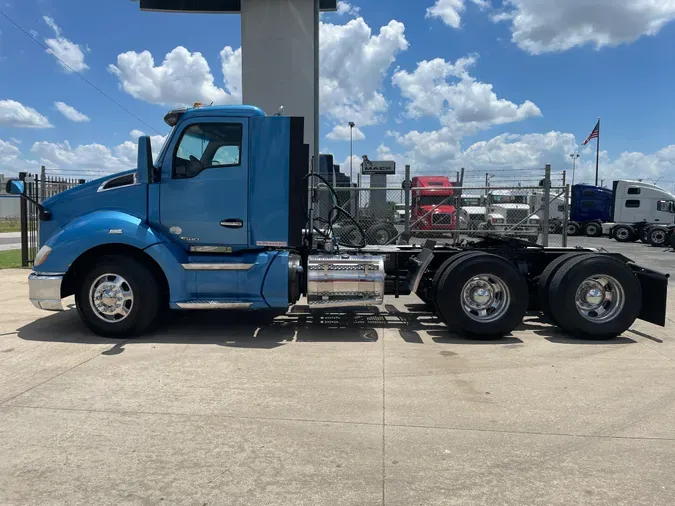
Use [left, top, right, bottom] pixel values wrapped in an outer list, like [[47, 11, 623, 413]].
[[173, 123, 242, 179]]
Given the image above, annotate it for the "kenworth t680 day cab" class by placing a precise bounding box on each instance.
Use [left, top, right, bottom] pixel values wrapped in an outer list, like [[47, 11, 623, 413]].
[[6, 105, 669, 339]]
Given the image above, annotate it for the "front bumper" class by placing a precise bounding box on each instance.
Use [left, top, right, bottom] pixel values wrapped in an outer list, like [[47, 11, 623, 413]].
[[29, 273, 64, 311]]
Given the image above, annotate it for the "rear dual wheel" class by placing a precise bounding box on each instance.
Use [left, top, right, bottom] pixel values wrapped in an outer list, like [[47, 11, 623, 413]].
[[648, 226, 669, 247], [431, 253, 528, 338], [540, 254, 641, 339]]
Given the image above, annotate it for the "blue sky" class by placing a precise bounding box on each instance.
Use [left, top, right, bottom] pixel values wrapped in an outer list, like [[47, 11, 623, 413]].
[[1, 0, 674, 185]]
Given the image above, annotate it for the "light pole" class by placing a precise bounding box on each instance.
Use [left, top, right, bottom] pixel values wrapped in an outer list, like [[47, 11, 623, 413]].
[[569, 153, 580, 186], [349, 121, 355, 185]]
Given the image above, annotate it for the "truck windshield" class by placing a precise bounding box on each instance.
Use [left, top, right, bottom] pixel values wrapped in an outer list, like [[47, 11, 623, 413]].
[[461, 198, 482, 206], [419, 196, 452, 206]]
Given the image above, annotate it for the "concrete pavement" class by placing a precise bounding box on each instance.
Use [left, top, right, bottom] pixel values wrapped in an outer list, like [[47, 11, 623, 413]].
[[1, 268, 675, 505]]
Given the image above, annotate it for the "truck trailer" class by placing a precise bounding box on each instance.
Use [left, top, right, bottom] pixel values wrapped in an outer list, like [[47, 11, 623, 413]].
[[6, 105, 668, 340]]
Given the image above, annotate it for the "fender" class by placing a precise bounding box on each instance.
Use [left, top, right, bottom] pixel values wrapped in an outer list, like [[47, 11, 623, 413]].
[[36, 210, 164, 274]]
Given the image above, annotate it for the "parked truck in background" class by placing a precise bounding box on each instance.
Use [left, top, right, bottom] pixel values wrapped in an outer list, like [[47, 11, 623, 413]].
[[410, 176, 457, 236], [544, 184, 614, 238], [606, 180, 675, 246], [484, 189, 540, 243], [6, 104, 668, 341]]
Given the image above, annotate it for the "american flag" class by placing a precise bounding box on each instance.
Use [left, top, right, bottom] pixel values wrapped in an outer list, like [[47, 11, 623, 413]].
[[582, 120, 600, 146]]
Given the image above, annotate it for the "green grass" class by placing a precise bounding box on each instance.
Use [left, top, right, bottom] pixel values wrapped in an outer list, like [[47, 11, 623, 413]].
[[0, 249, 22, 269], [0, 220, 20, 233]]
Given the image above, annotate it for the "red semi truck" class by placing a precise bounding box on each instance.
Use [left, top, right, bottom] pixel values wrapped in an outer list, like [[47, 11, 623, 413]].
[[411, 176, 457, 235]]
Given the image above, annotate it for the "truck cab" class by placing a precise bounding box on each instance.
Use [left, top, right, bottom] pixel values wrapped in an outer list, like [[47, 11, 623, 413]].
[[609, 180, 675, 241], [486, 190, 540, 241], [410, 176, 457, 234]]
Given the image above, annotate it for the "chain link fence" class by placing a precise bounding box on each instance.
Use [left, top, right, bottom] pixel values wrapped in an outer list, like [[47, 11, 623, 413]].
[[313, 165, 569, 248]]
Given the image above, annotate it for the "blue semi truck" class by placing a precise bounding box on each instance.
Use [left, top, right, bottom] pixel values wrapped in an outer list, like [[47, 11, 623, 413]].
[[566, 184, 614, 237], [6, 105, 669, 339]]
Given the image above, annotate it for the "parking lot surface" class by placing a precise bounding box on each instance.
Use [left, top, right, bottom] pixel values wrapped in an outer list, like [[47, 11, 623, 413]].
[[1, 262, 675, 505]]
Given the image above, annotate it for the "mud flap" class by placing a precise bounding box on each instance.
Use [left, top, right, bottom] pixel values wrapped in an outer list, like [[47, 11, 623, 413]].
[[629, 264, 669, 327], [406, 240, 435, 292]]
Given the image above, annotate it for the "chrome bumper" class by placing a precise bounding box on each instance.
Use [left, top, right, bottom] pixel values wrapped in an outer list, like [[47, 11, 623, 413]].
[[29, 273, 64, 311]]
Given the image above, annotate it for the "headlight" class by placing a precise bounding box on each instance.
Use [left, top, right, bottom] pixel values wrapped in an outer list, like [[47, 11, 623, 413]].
[[529, 218, 540, 224], [491, 218, 505, 224], [34, 245, 52, 266]]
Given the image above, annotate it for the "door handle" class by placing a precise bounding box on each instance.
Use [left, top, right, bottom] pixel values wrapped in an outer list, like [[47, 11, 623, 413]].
[[220, 219, 243, 228]]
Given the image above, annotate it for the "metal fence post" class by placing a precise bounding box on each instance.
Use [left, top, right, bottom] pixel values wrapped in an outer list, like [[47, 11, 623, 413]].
[[18, 172, 29, 267], [562, 184, 570, 247], [453, 167, 464, 245], [40, 166, 46, 203], [542, 164, 551, 247], [403, 164, 411, 237]]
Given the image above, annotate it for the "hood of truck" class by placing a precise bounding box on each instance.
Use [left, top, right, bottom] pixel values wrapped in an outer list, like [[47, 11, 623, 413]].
[[462, 206, 486, 216], [39, 170, 147, 246]]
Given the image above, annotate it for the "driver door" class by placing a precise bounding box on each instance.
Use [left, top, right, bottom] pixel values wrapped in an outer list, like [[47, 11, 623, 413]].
[[159, 118, 249, 248]]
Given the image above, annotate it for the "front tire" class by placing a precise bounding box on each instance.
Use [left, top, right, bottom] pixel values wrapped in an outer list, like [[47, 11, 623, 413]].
[[434, 253, 528, 338], [366, 222, 397, 245], [76, 255, 161, 337]]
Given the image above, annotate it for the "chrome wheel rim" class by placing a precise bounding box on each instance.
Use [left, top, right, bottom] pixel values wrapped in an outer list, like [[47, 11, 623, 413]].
[[461, 275, 510, 323], [574, 275, 625, 323], [89, 273, 134, 323], [587, 224, 598, 234], [652, 230, 666, 244], [616, 228, 629, 240]]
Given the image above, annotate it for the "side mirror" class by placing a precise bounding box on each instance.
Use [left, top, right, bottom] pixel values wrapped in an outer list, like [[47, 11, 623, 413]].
[[5, 179, 25, 195], [137, 136, 154, 184]]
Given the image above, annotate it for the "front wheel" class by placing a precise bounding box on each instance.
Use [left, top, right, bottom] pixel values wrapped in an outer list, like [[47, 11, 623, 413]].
[[366, 222, 397, 245], [76, 255, 162, 337]]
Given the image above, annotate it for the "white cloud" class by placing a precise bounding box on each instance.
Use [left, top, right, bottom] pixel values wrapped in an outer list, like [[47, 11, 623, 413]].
[[0, 100, 52, 128], [0, 132, 167, 178], [336, 1, 360, 16], [110, 17, 407, 128], [426, 0, 489, 29], [392, 55, 541, 133], [0, 138, 40, 174], [494, 0, 675, 54], [320, 18, 409, 126], [461, 131, 577, 170], [108, 46, 241, 108], [42, 16, 88, 72], [129, 129, 145, 141], [389, 54, 542, 169], [326, 124, 365, 141], [54, 101, 90, 122]]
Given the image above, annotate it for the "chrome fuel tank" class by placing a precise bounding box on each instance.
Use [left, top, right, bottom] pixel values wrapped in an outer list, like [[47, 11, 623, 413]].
[[307, 255, 385, 307]]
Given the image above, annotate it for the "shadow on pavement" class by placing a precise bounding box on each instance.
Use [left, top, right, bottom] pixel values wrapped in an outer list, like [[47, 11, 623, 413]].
[[14, 302, 641, 350]]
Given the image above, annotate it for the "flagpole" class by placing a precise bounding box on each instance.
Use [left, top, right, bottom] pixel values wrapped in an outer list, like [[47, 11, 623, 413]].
[[595, 117, 600, 186]]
